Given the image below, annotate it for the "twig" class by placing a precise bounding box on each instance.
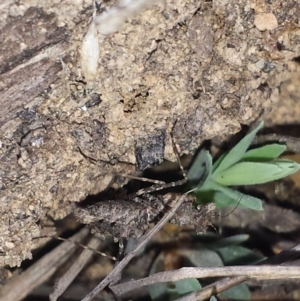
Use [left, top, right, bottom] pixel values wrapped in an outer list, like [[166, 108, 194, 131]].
[[80, 191, 193, 301], [175, 276, 248, 301], [111, 265, 300, 295], [49, 235, 104, 301], [0, 228, 89, 301], [113, 243, 300, 299], [175, 243, 300, 301]]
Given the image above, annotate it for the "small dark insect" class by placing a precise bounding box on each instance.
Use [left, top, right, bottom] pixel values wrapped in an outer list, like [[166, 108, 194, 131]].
[[73, 124, 215, 240], [74, 193, 214, 240]]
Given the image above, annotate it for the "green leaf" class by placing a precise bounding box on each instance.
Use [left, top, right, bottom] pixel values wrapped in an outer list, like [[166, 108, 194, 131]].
[[148, 281, 167, 300], [187, 149, 208, 182], [213, 121, 264, 175], [148, 256, 168, 300], [194, 176, 215, 192], [190, 232, 221, 245], [212, 160, 300, 186], [212, 153, 226, 173], [213, 191, 262, 210], [193, 179, 263, 210], [207, 235, 250, 249], [194, 188, 263, 210], [242, 144, 286, 161], [221, 283, 251, 300], [212, 191, 243, 209], [174, 279, 201, 294], [217, 245, 265, 265], [211, 183, 263, 210], [193, 190, 214, 207], [169, 279, 201, 301], [178, 248, 224, 268], [187, 149, 212, 189]]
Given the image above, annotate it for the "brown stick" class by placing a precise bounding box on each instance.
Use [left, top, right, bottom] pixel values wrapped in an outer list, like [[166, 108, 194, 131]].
[[111, 265, 300, 295], [175, 276, 248, 301]]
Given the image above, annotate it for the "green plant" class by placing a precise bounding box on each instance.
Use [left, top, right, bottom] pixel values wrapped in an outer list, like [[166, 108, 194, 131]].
[[148, 234, 264, 301], [148, 122, 300, 301], [187, 121, 300, 210]]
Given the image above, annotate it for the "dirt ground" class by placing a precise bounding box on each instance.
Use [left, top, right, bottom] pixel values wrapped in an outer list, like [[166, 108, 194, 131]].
[[0, 0, 300, 300]]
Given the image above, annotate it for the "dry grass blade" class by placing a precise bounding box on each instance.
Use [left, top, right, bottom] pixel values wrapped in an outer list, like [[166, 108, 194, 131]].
[[0, 228, 89, 301], [49, 235, 104, 301]]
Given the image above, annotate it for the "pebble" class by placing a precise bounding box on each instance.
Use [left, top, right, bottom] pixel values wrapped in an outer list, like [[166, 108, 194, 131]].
[[254, 13, 278, 31]]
